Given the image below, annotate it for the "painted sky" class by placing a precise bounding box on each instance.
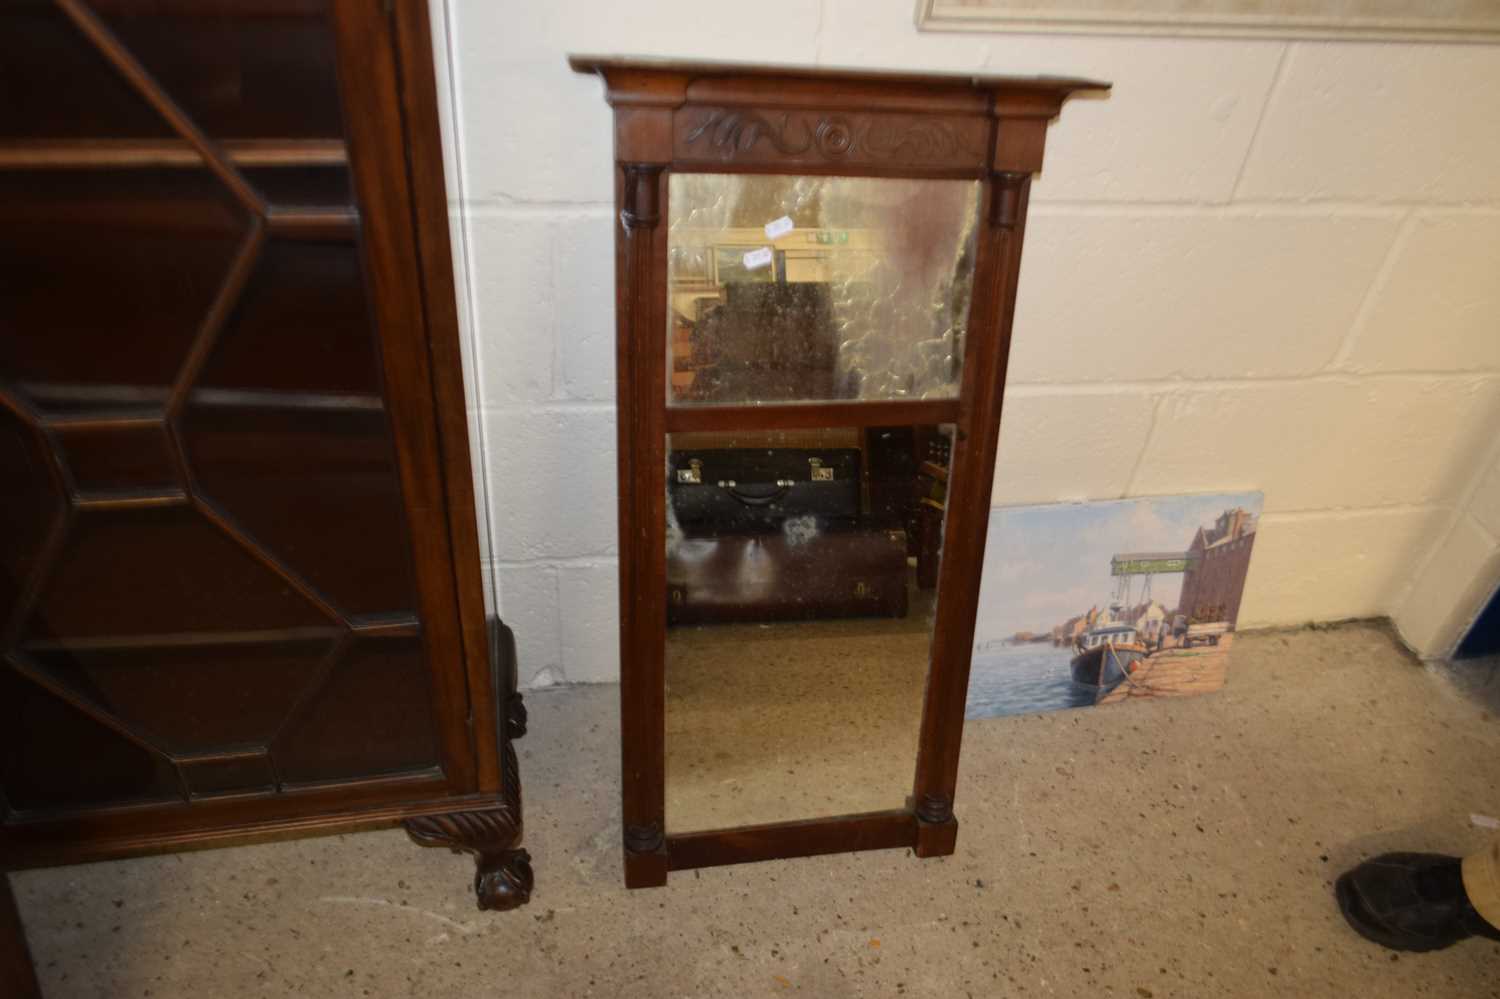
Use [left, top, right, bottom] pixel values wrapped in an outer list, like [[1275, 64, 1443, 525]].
[[972, 492, 1264, 643]]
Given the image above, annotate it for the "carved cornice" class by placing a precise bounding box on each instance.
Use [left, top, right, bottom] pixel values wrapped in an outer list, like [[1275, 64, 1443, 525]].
[[569, 57, 1109, 113]]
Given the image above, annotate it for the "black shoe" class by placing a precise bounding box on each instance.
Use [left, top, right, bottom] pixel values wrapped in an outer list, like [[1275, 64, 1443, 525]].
[[1336, 852, 1500, 952]]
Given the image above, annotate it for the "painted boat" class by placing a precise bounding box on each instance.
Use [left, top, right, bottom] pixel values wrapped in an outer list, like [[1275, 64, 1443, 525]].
[[1070, 624, 1147, 688]]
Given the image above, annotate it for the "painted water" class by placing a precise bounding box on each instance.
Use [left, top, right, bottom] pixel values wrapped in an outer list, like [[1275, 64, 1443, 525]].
[[965, 643, 1100, 720]]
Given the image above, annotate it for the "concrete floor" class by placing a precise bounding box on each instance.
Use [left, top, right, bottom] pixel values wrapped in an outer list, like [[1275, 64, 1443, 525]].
[[12, 622, 1500, 998]]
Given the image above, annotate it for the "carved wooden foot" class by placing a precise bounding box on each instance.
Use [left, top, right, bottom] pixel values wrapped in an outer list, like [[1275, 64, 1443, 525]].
[[506, 690, 528, 740], [407, 620, 532, 909], [405, 807, 533, 911]]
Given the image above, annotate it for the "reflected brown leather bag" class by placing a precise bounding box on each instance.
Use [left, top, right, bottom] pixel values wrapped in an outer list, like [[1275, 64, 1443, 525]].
[[666, 529, 909, 625]]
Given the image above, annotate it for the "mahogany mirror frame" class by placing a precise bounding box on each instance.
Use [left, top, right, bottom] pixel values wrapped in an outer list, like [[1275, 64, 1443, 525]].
[[569, 56, 1108, 888]]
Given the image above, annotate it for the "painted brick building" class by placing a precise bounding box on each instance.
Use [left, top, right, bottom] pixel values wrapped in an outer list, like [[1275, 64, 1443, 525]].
[[1178, 508, 1258, 629]]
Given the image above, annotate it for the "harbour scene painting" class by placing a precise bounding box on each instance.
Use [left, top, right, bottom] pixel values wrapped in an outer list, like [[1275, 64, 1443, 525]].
[[966, 492, 1263, 721]]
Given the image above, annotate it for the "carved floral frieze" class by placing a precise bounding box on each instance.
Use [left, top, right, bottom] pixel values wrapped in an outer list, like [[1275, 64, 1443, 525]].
[[674, 107, 989, 169]]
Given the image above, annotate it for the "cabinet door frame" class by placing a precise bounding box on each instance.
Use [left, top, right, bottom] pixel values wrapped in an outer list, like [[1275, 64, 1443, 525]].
[[331, 0, 489, 797], [383, 0, 505, 797]]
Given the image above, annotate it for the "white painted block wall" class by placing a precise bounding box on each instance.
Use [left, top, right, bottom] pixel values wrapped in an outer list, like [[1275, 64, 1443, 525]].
[[425, 0, 1500, 684]]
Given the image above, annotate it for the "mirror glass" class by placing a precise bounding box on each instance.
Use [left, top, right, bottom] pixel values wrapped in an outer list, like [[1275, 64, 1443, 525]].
[[663, 424, 954, 832], [666, 173, 981, 406]]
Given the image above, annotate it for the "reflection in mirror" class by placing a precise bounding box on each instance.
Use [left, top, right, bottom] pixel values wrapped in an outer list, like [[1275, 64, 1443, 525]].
[[663, 424, 954, 833], [666, 174, 980, 406]]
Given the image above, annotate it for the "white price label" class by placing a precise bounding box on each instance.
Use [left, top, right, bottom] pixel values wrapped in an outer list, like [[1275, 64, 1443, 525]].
[[764, 215, 794, 240], [742, 246, 774, 271]]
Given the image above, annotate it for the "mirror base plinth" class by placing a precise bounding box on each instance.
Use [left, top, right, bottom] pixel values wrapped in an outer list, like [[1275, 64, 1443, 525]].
[[623, 844, 669, 888], [914, 815, 958, 858], [624, 823, 669, 887]]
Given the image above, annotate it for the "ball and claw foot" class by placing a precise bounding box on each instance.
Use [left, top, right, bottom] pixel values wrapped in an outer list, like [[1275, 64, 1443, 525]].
[[476, 848, 534, 911], [404, 808, 531, 911]]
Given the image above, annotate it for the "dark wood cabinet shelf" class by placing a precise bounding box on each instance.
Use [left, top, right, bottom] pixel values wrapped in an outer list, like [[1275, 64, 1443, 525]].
[[70, 489, 189, 511], [262, 207, 360, 239], [28, 388, 386, 424], [20, 625, 347, 654], [0, 195, 357, 237], [0, 137, 347, 169]]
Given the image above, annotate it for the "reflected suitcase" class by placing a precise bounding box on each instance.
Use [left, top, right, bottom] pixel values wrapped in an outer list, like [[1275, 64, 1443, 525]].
[[666, 529, 909, 625], [669, 447, 860, 534]]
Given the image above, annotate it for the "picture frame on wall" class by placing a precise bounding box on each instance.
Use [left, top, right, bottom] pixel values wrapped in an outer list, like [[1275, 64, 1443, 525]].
[[712, 245, 777, 285], [916, 0, 1500, 43]]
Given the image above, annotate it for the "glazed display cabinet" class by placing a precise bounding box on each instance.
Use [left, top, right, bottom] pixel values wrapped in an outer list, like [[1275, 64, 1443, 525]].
[[0, 0, 529, 913]]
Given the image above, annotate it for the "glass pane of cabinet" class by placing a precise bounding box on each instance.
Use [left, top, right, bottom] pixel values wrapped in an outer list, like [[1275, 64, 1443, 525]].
[[0, 0, 440, 803], [667, 174, 981, 406]]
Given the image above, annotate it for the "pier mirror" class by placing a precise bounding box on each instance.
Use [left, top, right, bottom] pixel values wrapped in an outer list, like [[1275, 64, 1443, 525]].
[[570, 56, 1107, 887]]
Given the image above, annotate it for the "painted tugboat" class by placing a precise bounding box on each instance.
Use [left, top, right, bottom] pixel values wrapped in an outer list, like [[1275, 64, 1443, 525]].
[[1070, 622, 1148, 689]]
